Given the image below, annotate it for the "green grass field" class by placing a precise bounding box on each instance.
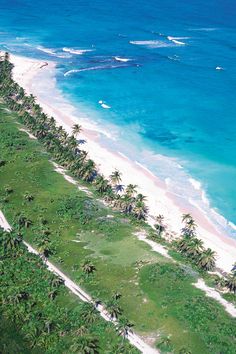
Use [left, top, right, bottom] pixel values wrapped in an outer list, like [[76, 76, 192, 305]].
[[0, 103, 235, 353]]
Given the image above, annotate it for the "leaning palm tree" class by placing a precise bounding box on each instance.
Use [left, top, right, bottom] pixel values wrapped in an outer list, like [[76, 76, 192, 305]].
[[197, 248, 216, 271], [225, 271, 236, 294], [72, 123, 82, 136]]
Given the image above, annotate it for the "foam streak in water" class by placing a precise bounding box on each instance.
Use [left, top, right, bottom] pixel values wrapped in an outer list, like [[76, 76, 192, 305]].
[[64, 63, 131, 76]]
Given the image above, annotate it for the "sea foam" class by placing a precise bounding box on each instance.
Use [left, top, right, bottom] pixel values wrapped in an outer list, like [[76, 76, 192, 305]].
[[64, 63, 131, 77], [130, 39, 185, 48], [63, 47, 94, 55], [114, 56, 131, 62]]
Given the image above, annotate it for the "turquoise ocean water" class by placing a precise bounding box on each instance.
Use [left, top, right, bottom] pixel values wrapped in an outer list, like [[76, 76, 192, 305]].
[[0, 0, 236, 238]]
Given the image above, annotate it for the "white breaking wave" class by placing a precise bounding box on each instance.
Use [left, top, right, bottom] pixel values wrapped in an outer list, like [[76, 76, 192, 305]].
[[167, 36, 186, 45], [189, 177, 201, 191], [171, 39, 185, 45], [36, 46, 56, 55], [64, 63, 129, 77], [130, 39, 185, 48], [114, 56, 131, 62], [189, 27, 218, 32], [36, 45, 72, 58], [130, 40, 173, 48], [63, 47, 94, 55], [229, 221, 236, 231], [167, 36, 190, 40]]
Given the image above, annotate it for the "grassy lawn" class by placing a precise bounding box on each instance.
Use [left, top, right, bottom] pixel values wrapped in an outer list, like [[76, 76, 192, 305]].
[[0, 103, 236, 353]]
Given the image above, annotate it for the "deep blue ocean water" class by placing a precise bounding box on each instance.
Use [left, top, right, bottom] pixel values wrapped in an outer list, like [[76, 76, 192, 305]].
[[0, 0, 236, 237]]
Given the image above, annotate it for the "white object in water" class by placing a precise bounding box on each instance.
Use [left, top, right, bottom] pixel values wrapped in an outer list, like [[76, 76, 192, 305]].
[[114, 56, 130, 62], [101, 103, 111, 109], [99, 100, 111, 109], [216, 66, 224, 70]]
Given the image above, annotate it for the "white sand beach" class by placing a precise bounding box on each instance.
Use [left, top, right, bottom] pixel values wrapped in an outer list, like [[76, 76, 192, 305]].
[[8, 53, 236, 273]]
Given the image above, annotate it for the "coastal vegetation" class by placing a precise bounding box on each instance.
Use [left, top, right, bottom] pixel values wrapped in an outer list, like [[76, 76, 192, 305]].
[[174, 214, 216, 271], [0, 227, 136, 353], [0, 52, 236, 353]]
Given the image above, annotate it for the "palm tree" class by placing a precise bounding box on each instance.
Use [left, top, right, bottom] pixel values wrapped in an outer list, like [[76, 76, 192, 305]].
[[117, 317, 134, 339], [115, 184, 125, 193], [177, 236, 191, 253], [112, 292, 122, 301], [17, 215, 33, 228], [23, 192, 34, 202], [70, 335, 99, 354], [49, 275, 64, 288], [80, 159, 96, 182], [231, 262, 236, 272], [109, 169, 122, 186], [94, 175, 110, 194], [133, 201, 148, 221], [225, 271, 236, 294], [67, 135, 78, 150], [181, 218, 197, 238], [4, 52, 9, 61], [4, 185, 13, 194], [135, 193, 147, 203], [185, 237, 204, 258], [125, 184, 138, 198], [35, 233, 51, 258], [74, 325, 89, 336], [81, 260, 96, 276], [72, 123, 82, 135], [154, 214, 165, 235], [120, 194, 133, 214], [182, 213, 192, 223], [106, 299, 123, 319], [1, 229, 23, 251], [81, 303, 98, 324], [197, 248, 216, 271]]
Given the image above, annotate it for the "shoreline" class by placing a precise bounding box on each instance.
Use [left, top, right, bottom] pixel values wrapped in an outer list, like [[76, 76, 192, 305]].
[[9, 53, 236, 272]]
